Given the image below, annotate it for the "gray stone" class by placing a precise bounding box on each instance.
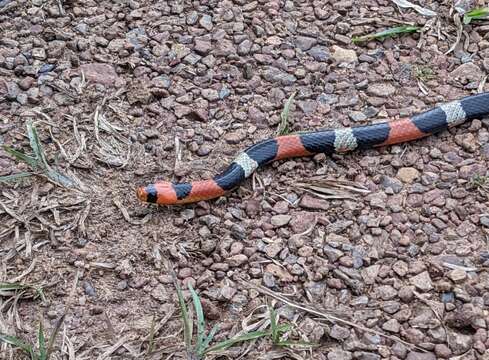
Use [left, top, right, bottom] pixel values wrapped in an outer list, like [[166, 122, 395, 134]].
[[201, 88, 219, 101], [381, 176, 403, 193], [377, 285, 397, 300], [32, 47, 46, 60], [5, 81, 20, 100], [406, 352, 436, 360], [307, 45, 330, 61], [397, 167, 420, 183], [219, 285, 236, 301], [451, 62, 483, 82], [237, 39, 252, 55], [331, 45, 357, 63], [151, 284, 168, 302], [353, 352, 380, 360], [187, 11, 198, 25], [199, 14, 213, 31], [328, 350, 352, 360], [324, 245, 344, 262], [480, 216, 489, 228], [83, 281, 96, 297], [80, 63, 120, 86], [297, 100, 317, 114], [219, 86, 231, 99], [361, 265, 380, 285], [329, 324, 350, 340], [226, 254, 248, 267], [367, 83, 396, 97], [183, 53, 201, 65], [349, 111, 367, 122], [410, 271, 433, 292], [294, 35, 317, 51], [194, 39, 212, 55], [382, 319, 400, 333], [16, 93, 28, 105], [448, 269, 466, 283], [263, 273, 276, 288], [448, 332, 473, 355], [263, 66, 297, 86]]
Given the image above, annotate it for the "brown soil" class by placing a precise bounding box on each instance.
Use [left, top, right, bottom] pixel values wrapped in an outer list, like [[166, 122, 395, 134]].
[[1, 0, 489, 359]]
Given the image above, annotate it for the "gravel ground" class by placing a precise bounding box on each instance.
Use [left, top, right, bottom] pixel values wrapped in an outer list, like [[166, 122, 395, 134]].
[[1, 0, 489, 359]]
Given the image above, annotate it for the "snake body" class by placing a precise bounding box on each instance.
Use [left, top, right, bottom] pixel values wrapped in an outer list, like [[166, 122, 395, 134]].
[[136, 92, 489, 205]]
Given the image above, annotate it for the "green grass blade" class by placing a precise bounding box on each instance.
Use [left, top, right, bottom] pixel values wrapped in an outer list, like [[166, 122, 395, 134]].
[[45, 169, 74, 187], [269, 307, 279, 344], [38, 321, 47, 360], [175, 281, 192, 351], [463, 7, 489, 24], [352, 25, 420, 44], [275, 324, 292, 334], [0, 333, 35, 356], [0, 283, 45, 301], [204, 330, 271, 354], [27, 121, 49, 170], [277, 92, 296, 136], [146, 315, 156, 355], [198, 324, 219, 356], [188, 283, 205, 353], [0, 283, 30, 291], [2, 145, 39, 169], [0, 172, 34, 183], [46, 313, 65, 359]]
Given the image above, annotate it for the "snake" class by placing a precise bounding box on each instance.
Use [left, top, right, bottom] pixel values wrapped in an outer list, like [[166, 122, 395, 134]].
[[136, 92, 489, 205]]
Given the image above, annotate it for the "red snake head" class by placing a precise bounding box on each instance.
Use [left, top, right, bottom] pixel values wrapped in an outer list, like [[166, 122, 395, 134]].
[[136, 182, 177, 205]]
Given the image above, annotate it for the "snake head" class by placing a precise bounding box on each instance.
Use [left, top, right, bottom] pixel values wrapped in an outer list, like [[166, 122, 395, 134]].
[[136, 182, 178, 205]]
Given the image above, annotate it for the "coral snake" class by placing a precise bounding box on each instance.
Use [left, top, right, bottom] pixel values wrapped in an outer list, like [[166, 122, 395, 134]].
[[137, 92, 489, 205]]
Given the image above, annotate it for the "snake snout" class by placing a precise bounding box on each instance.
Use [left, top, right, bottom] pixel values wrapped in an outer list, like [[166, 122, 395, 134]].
[[136, 187, 147, 202]]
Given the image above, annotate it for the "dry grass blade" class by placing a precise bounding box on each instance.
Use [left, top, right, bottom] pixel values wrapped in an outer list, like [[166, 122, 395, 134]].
[[445, 13, 463, 55], [293, 178, 370, 200], [478, 75, 488, 94], [61, 328, 76, 360], [9, 259, 37, 283], [391, 0, 437, 17], [77, 201, 91, 237], [174, 135, 182, 171], [112, 198, 151, 225], [442, 262, 477, 272], [93, 100, 131, 168], [352, 25, 420, 44], [96, 335, 133, 360], [247, 282, 425, 352], [46, 314, 65, 358], [0, 333, 35, 358]]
